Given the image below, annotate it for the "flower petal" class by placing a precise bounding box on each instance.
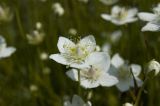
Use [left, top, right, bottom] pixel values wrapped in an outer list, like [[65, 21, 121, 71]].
[[49, 54, 69, 65], [138, 12, 157, 22], [80, 79, 99, 88], [66, 69, 78, 81], [0, 47, 16, 58], [130, 77, 143, 87], [99, 0, 118, 5], [101, 14, 111, 21], [85, 52, 110, 72], [116, 80, 130, 92], [111, 53, 124, 68], [128, 8, 138, 18], [72, 95, 85, 106], [99, 73, 118, 87], [130, 64, 141, 77], [57, 36, 75, 53], [79, 35, 96, 53], [141, 22, 160, 32]]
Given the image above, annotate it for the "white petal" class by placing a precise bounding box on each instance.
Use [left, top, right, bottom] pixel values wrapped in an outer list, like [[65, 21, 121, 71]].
[[135, 78, 143, 87], [99, 0, 118, 5], [63, 101, 72, 106], [70, 63, 89, 69], [111, 53, 124, 68], [112, 6, 121, 15], [125, 18, 138, 23], [116, 80, 130, 92], [130, 77, 143, 87], [66, 69, 78, 81], [102, 43, 111, 52], [85, 52, 110, 72], [49, 54, 69, 65], [0, 47, 16, 58], [123, 103, 133, 106], [72, 95, 85, 106], [101, 14, 111, 21], [141, 22, 160, 32], [130, 64, 141, 77], [112, 20, 125, 25], [57, 36, 75, 53], [128, 8, 138, 18], [108, 65, 119, 76], [99, 73, 118, 87], [110, 30, 122, 43], [86, 101, 92, 106], [80, 79, 99, 88], [138, 12, 157, 21], [79, 35, 96, 53]]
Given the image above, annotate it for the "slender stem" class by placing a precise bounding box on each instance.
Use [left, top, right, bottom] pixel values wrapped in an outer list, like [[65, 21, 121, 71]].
[[134, 77, 148, 106], [78, 70, 81, 95], [15, 7, 25, 39]]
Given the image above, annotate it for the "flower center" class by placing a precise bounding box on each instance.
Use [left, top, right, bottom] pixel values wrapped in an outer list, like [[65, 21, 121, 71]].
[[81, 66, 102, 81], [112, 8, 128, 21], [118, 66, 131, 80]]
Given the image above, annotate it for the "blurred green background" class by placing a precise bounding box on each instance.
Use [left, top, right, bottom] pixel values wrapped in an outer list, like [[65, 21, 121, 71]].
[[0, 0, 160, 106]]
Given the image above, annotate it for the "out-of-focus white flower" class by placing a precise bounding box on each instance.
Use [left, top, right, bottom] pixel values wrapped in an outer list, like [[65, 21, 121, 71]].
[[42, 67, 51, 75], [50, 35, 97, 68], [110, 30, 122, 43], [148, 59, 160, 75], [27, 22, 45, 45], [109, 53, 142, 92], [40, 52, 48, 60], [64, 95, 91, 106], [138, 3, 160, 32], [95, 45, 101, 52], [30, 84, 38, 92], [101, 6, 138, 25], [78, 0, 89, 3], [66, 52, 118, 88], [99, 0, 118, 5], [0, 5, 13, 22], [102, 43, 111, 53], [123, 102, 133, 106], [0, 36, 16, 59], [52, 3, 64, 16], [68, 28, 77, 35]]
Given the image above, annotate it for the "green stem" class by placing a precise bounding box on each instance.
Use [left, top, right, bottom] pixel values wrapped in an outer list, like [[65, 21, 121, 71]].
[[15, 7, 25, 39], [134, 77, 148, 106], [78, 70, 81, 95]]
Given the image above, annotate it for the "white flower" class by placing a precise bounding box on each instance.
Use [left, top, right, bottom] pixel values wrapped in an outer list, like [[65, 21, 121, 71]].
[[64, 95, 91, 106], [52, 3, 64, 16], [99, 0, 118, 5], [109, 53, 142, 92], [27, 22, 45, 45], [30, 84, 38, 92], [0, 5, 13, 22], [110, 30, 122, 43], [68, 28, 77, 35], [50, 35, 97, 68], [138, 3, 160, 31], [101, 6, 138, 25], [123, 102, 133, 106], [40, 52, 48, 60], [148, 59, 160, 75], [42, 67, 51, 75], [0, 36, 16, 59], [102, 43, 111, 53], [66, 52, 118, 88]]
